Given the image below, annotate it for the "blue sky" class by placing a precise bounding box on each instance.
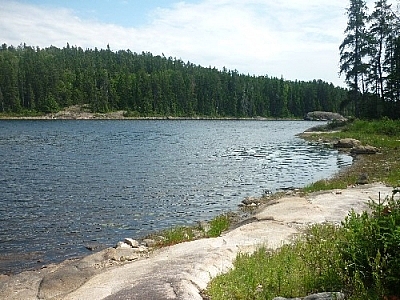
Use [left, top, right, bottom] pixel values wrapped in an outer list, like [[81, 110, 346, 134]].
[[0, 0, 386, 87]]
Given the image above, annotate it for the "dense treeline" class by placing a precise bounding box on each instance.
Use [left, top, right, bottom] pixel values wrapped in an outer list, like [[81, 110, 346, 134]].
[[0, 43, 348, 118], [340, 0, 400, 119]]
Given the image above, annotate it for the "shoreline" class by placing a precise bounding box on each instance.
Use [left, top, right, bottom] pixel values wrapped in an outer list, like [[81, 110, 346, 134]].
[[0, 183, 395, 300], [0, 106, 295, 121], [0, 115, 300, 121]]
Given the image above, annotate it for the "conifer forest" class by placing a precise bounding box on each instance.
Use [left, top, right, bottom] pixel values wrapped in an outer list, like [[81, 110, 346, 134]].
[[0, 43, 347, 118]]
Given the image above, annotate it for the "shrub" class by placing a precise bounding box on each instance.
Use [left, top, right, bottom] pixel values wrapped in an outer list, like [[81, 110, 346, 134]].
[[339, 189, 400, 298]]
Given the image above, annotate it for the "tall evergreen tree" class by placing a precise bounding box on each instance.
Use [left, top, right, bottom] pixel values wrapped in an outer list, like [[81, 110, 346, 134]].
[[339, 0, 370, 116], [368, 0, 394, 101]]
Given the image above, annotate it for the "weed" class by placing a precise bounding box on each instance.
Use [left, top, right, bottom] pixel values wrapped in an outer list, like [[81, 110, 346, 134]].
[[207, 214, 231, 237], [206, 224, 344, 300]]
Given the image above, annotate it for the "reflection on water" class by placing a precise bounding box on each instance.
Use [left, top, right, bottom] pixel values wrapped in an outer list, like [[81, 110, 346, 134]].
[[0, 120, 352, 274]]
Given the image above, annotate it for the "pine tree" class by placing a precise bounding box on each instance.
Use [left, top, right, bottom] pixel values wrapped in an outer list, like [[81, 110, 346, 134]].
[[340, 0, 370, 116], [368, 0, 394, 101]]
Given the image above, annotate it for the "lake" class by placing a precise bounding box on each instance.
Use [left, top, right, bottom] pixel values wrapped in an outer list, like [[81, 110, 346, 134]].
[[0, 120, 351, 274]]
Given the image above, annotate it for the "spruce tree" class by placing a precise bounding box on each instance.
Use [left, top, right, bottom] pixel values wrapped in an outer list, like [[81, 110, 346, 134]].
[[339, 0, 370, 116]]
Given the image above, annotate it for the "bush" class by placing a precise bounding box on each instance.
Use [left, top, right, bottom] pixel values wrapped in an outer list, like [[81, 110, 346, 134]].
[[339, 189, 400, 298]]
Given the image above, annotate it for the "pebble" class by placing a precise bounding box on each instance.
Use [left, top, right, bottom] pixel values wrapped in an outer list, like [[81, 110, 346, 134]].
[[124, 238, 140, 248]]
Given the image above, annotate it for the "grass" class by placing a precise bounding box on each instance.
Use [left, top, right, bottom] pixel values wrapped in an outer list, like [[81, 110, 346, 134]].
[[206, 224, 344, 300], [147, 213, 233, 247], [206, 193, 400, 300], [205, 119, 400, 300]]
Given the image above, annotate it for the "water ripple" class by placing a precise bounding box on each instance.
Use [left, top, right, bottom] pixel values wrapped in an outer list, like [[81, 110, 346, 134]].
[[0, 120, 351, 274]]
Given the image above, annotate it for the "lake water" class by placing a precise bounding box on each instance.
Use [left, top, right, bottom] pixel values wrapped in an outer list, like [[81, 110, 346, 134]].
[[0, 120, 351, 274]]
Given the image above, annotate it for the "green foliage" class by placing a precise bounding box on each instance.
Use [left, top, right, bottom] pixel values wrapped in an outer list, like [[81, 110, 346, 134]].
[[303, 179, 349, 193], [206, 224, 344, 300], [344, 118, 400, 138], [151, 214, 232, 247], [158, 226, 196, 246], [339, 190, 400, 298], [0, 43, 348, 118], [339, 1, 400, 119], [206, 214, 231, 238]]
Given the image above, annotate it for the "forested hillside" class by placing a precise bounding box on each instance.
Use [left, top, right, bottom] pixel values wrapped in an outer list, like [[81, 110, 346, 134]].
[[0, 43, 348, 118]]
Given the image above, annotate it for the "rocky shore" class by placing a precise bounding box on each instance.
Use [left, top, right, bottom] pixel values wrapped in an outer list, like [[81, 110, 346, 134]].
[[0, 183, 395, 300]]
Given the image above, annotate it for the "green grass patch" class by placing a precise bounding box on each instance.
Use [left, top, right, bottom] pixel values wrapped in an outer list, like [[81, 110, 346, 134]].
[[157, 226, 197, 246], [206, 224, 344, 300], [207, 214, 231, 238], [149, 214, 233, 247]]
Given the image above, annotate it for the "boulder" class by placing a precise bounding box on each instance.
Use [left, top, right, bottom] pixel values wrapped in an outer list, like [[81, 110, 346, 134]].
[[351, 145, 379, 154], [305, 111, 347, 121], [124, 238, 140, 248], [115, 241, 131, 249], [333, 138, 361, 148]]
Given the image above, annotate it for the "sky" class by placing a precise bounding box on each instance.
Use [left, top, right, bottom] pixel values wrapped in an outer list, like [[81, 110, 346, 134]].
[[0, 0, 387, 87]]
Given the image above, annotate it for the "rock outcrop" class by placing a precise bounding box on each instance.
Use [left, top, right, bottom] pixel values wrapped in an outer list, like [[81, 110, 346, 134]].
[[304, 111, 347, 121]]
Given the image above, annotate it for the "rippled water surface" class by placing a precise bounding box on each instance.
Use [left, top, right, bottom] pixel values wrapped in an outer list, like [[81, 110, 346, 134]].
[[0, 120, 351, 273]]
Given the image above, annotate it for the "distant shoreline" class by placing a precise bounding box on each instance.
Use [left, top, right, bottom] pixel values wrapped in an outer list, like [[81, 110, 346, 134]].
[[0, 113, 301, 121], [0, 104, 305, 121]]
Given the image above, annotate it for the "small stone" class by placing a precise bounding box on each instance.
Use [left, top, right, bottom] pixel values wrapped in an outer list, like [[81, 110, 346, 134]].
[[115, 241, 131, 249], [124, 238, 140, 248], [273, 292, 344, 300], [119, 255, 139, 262], [142, 239, 156, 247], [109, 248, 140, 262], [84, 242, 106, 251], [356, 173, 369, 185]]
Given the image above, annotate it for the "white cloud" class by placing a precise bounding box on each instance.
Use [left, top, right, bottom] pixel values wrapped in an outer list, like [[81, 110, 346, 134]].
[[0, 0, 360, 86]]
